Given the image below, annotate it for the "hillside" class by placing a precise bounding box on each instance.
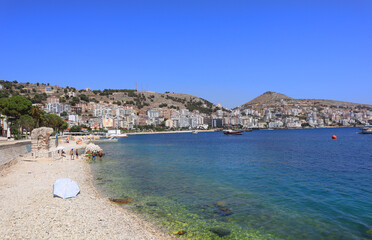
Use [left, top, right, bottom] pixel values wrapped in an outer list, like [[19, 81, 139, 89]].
[[242, 91, 293, 106], [239, 91, 372, 110], [0, 80, 218, 114]]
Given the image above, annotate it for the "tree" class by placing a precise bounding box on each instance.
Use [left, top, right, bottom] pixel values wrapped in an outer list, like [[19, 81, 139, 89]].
[[19, 115, 35, 134], [301, 123, 310, 128], [70, 125, 82, 132], [79, 94, 89, 102], [41, 113, 65, 132], [70, 96, 80, 106], [60, 121, 68, 133], [31, 106, 42, 128], [0, 96, 32, 121]]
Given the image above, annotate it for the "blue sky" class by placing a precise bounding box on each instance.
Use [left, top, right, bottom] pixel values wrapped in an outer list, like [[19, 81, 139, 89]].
[[0, 1, 371, 108]]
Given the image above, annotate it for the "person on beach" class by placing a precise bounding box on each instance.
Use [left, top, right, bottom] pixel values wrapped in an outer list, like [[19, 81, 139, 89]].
[[70, 149, 74, 160], [75, 149, 79, 159], [98, 151, 103, 160], [92, 153, 96, 160]]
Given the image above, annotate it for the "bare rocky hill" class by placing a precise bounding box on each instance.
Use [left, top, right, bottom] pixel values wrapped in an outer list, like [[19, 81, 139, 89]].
[[239, 91, 372, 110], [242, 91, 293, 106]]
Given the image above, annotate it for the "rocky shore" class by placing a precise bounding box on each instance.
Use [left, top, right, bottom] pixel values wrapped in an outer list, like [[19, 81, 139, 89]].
[[0, 141, 171, 240]]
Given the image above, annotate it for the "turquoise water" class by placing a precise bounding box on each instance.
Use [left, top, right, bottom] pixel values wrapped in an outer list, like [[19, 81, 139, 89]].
[[90, 128, 372, 239]]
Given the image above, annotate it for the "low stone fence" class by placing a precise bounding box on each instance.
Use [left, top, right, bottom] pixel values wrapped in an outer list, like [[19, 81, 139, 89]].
[[0, 140, 31, 172]]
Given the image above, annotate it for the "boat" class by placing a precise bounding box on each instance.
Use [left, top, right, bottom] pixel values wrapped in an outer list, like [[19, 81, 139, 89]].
[[92, 137, 119, 143], [107, 133, 128, 138], [192, 130, 198, 134], [224, 129, 243, 135], [360, 126, 372, 134], [224, 115, 243, 135], [245, 129, 253, 132], [106, 129, 128, 138]]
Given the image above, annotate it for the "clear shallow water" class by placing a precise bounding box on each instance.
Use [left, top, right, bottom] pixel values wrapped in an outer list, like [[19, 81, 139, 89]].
[[91, 128, 372, 239]]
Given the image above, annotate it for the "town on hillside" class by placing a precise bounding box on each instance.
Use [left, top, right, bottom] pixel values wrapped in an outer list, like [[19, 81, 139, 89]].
[[0, 80, 371, 136]]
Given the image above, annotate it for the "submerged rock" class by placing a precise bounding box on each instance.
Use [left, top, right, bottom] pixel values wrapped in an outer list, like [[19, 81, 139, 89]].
[[146, 202, 158, 207], [177, 230, 186, 236], [210, 227, 231, 237], [214, 207, 233, 217], [96, 177, 103, 180], [367, 229, 372, 236], [216, 201, 227, 207], [109, 198, 135, 204]]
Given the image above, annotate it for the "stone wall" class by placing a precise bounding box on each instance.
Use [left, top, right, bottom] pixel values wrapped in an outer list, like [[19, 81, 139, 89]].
[[31, 127, 53, 158], [0, 140, 31, 172]]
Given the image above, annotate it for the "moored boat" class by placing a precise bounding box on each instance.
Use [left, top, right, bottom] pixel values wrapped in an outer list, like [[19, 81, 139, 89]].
[[360, 126, 372, 134], [92, 137, 119, 143], [224, 129, 243, 135]]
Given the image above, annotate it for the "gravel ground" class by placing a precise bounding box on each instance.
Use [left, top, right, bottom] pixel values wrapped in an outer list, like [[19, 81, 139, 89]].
[[0, 144, 171, 240]]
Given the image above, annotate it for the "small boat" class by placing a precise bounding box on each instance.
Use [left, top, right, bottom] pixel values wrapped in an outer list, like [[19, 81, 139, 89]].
[[245, 129, 253, 132], [224, 130, 243, 135], [92, 137, 119, 143], [192, 130, 198, 134], [106, 133, 128, 138], [360, 126, 372, 134]]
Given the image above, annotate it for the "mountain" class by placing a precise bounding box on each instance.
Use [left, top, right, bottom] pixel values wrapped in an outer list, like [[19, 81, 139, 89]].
[[239, 91, 372, 110]]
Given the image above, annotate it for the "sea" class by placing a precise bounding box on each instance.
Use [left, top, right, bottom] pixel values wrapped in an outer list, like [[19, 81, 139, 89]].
[[90, 127, 372, 239]]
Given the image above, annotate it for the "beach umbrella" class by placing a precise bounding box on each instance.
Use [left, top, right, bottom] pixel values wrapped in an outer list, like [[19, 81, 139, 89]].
[[53, 178, 80, 199], [57, 146, 65, 150]]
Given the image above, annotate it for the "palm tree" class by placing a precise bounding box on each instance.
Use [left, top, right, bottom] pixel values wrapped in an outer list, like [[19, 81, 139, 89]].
[[31, 106, 42, 128]]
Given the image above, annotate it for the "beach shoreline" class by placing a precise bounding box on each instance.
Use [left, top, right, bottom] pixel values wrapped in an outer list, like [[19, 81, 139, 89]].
[[0, 140, 171, 240]]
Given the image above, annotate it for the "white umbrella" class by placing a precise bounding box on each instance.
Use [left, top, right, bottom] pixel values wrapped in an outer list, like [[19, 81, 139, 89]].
[[53, 178, 80, 199], [57, 146, 65, 150]]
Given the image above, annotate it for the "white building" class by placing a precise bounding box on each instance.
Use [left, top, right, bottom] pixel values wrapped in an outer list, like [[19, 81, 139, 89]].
[[68, 115, 79, 122], [147, 109, 160, 118], [47, 103, 63, 114], [268, 121, 284, 129]]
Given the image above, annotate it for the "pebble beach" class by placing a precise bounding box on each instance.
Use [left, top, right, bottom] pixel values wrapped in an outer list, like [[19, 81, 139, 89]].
[[0, 141, 171, 240]]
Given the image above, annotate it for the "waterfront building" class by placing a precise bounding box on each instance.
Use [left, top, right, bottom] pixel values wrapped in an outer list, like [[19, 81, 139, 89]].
[[189, 118, 198, 129], [212, 118, 223, 128], [180, 109, 190, 116], [268, 121, 284, 129], [178, 117, 190, 128], [102, 118, 114, 128], [147, 109, 160, 118]]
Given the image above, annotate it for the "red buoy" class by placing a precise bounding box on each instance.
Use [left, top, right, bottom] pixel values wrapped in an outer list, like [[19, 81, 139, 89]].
[[332, 135, 337, 140]]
